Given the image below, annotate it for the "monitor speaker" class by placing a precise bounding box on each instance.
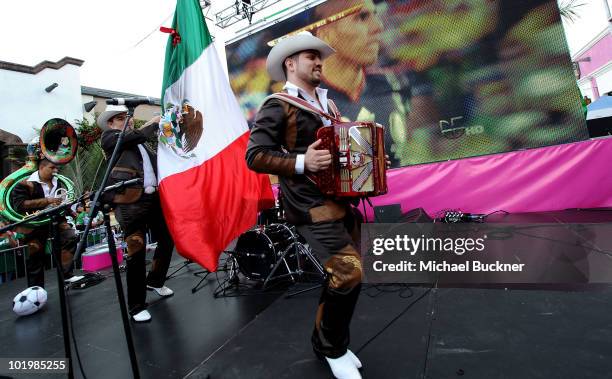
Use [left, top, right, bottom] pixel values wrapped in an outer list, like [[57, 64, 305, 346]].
[[373, 205, 433, 223], [401, 207, 433, 223], [373, 204, 403, 223]]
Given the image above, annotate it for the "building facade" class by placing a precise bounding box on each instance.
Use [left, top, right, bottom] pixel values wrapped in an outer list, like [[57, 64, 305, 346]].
[[81, 86, 161, 124], [562, 0, 612, 100], [574, 28, 612, 100], [0, 57, 84, 144], [0, 57, 161, 178]]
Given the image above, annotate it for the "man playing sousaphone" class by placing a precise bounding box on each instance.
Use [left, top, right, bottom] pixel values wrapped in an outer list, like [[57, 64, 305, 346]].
[[11, 158, 78, 288]]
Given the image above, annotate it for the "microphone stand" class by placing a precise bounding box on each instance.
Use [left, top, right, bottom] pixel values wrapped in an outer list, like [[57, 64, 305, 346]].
[[0, 195, 89, 379], [73, 106, 141, 379]]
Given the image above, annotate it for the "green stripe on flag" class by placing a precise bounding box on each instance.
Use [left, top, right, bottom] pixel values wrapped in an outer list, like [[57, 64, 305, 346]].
[[161, 0, 213, 109]]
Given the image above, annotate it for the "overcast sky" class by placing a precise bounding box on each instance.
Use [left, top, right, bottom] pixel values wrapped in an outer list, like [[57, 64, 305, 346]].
[[1, 0, 608, 98], [560, 0, 610, 56], [2, 0, 176, 97]]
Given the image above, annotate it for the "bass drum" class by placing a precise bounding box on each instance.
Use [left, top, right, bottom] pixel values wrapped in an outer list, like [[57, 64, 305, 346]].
[[257, 206, 285, 225], [233, 223, 297, 281]]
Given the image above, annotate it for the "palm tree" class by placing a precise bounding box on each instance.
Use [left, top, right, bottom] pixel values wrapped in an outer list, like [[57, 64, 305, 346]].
[[61, 142, 108, 195], [559, 0, 585, 23], [59, 118, 107, 196]]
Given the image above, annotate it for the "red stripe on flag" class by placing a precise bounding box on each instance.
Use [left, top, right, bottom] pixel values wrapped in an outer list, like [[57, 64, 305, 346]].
[[158, 132, 274, 272]]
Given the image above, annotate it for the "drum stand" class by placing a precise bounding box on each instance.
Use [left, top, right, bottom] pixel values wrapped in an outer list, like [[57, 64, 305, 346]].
[[164, 258, 213, 293], [212, 254, 243, 297], [166, 259, 195, 280], [190, 255, 235, 294], [165, 259, 213, 294], [261, 236, 326, 290], [165, 257, 233, 293]]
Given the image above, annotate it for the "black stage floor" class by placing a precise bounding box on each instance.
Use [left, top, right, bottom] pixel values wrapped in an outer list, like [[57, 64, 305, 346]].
[[0, 257, 282, 379], [2, 209, 612, 379]]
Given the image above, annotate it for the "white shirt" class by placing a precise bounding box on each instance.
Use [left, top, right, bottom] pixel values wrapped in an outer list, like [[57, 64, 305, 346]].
[[27, 171, 58, 198], [283, 81, 331, 174], [137, 144, 158, 192], [283, 81, 331, 126]]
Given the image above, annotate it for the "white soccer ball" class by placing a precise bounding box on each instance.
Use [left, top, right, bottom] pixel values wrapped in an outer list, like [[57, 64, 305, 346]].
[[12, 286, 48, 316]]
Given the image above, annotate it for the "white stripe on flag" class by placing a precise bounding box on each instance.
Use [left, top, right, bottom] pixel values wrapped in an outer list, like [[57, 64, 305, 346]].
[[159, 44, 247, 182]]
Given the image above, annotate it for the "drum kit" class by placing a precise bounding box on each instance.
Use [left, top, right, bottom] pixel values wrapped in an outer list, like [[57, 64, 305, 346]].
[[229, 205, 326, 290], [168, 202, 326, 296]]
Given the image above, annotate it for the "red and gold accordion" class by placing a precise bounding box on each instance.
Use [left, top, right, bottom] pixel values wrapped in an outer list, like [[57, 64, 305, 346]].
[[311, 121, 387, 197], [262, 93, 388, 198]]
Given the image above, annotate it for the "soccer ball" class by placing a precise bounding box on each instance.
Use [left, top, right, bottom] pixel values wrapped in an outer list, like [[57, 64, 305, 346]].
[[12, 286, 48, 316]]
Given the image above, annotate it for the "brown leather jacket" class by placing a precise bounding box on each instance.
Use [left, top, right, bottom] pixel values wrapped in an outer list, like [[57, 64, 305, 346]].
[[246, 96, 349, 225], [11, 180, 57, 214], [101, 123, 158, 203]]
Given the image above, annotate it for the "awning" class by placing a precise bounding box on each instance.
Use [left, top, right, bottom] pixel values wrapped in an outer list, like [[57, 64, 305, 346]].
[[587, 95, 612, 120]]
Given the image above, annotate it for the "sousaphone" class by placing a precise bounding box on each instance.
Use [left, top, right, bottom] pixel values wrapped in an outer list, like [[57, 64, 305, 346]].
[[0, 118, 78, 226]]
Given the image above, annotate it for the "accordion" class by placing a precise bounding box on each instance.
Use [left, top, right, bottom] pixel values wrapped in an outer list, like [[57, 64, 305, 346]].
[[311, 121, 388, 197], [261, 93, 388, 198]]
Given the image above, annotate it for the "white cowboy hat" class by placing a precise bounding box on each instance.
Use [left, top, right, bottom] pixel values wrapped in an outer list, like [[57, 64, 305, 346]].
[[266, 31, 335, 82], [97, 104, 128, 130]]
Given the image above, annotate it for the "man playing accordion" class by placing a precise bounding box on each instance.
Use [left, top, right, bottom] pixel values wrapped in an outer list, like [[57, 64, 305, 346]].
[[246, 31, 385, 379]]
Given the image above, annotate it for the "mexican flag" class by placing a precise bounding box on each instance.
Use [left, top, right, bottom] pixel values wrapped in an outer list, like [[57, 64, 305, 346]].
[[158, 0, 274, 271]]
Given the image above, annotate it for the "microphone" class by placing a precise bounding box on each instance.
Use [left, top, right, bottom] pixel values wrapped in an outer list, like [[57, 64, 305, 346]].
[[103, 178, 143, 192], [106, 97, 153, 107], [88, 178, 143, 201]]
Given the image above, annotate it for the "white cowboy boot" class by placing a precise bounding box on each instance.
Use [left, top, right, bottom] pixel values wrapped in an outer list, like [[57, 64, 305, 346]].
[[325, 350, 362, 379], [346, 349, 362, 369]]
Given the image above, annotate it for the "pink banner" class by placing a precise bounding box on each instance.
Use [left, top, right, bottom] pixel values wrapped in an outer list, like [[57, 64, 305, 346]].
[[271, 138, 612, 221], [367, 137, 612, 220]]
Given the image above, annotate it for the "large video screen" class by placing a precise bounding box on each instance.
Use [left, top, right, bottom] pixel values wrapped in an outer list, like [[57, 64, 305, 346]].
[[226, 0, 588, 167]]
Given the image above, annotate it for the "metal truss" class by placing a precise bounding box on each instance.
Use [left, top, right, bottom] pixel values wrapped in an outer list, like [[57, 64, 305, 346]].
[[199, 0, 215, 22], [214, 0, 283, 28]]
